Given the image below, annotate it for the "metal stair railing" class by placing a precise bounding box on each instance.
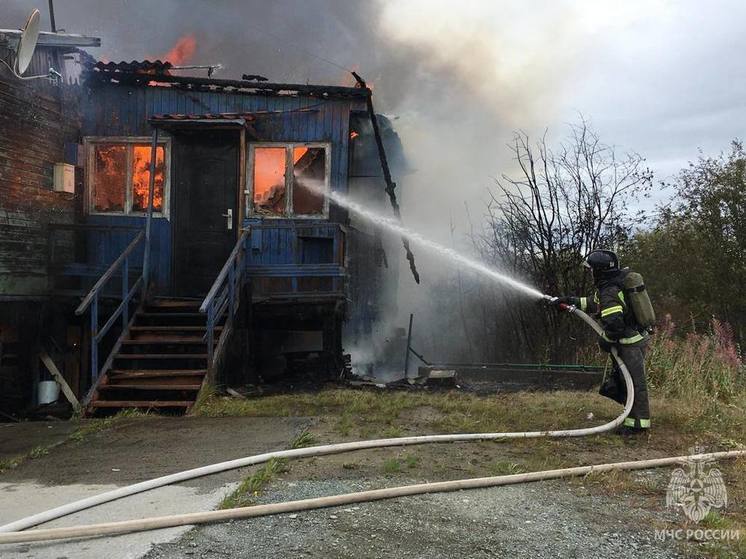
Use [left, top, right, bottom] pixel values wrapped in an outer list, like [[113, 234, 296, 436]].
[[75, 230, 146, 390], [200, 229, 250, 372]]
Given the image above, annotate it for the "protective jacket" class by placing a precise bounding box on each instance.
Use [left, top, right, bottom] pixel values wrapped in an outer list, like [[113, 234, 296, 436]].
[[568, 269, 647, 345]]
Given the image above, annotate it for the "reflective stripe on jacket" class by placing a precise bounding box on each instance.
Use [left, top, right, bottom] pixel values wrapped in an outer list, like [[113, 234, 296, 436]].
[[574, 273, 646, 345]]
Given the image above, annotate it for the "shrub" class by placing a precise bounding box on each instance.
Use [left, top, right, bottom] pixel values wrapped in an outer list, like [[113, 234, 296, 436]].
[[646, 315, 744, 402]]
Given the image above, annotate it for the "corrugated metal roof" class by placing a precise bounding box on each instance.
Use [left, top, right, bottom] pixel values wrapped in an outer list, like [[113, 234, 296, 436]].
[[93, 60, 173, 74]]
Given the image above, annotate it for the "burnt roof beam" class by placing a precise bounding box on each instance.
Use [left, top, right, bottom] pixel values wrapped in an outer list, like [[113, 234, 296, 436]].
[[88, 68, 370, 98]]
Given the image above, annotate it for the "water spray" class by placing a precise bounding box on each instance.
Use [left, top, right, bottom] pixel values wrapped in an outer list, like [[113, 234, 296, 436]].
[[311, 184, 547, 300]]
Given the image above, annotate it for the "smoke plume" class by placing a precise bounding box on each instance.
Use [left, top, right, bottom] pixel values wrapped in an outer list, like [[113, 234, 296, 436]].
[[2, 0, 598, 366]]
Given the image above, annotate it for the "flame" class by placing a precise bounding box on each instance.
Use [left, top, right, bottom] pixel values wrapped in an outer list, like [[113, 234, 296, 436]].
[[132, 145, 165, 212], [159, 34, 197, 65], [253, 147, 286, 214]]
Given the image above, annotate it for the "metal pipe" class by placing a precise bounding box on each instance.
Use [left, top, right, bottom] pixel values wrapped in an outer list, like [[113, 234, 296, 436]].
[[404, 313, 414, 378], [47, 0, 56, 33], [142, 128, 159, 295]]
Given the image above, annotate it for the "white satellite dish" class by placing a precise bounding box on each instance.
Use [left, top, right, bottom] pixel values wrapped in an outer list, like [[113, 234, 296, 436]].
[[15, 9, 41, 75]]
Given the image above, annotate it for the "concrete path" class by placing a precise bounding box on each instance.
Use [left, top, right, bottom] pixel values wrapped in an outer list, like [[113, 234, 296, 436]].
[[0, 416, 311, 559]]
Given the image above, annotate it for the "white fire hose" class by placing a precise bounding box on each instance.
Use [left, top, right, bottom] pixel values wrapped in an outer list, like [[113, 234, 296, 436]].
[[1, 306, 743, 544]]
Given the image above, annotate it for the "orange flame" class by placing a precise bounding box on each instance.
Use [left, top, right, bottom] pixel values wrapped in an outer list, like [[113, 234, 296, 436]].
[[159, 34, 197, 65], [132, 145, 165, 212]]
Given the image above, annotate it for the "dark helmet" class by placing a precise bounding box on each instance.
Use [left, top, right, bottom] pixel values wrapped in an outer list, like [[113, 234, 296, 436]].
[[583, 249, 619, 275]]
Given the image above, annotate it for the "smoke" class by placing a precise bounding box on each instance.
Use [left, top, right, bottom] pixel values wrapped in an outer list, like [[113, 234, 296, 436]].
[[2, 0, 601, 367]]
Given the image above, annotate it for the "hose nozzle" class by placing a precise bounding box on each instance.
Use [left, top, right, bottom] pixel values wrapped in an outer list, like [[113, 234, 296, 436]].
[[543, 294, 575, 312]]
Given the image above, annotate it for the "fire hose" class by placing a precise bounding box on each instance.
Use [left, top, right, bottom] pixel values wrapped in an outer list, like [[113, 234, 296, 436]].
[[1, 304, 743, 544]]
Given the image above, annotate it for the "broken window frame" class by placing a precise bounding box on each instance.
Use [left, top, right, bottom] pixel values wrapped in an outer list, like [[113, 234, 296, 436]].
[[84, 136, 172, 218], [246, 142, 331, 219]]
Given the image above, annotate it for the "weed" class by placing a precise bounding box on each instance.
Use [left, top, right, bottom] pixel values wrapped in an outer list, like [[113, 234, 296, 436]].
[[383, 458, 402, 474], [0, 457, 21, 472], [219, 457, 288, 509], [489, 461, 526, 476], [404, 454, 419, 469], [290, 430, 317, 449], [28, 446, 49, 459], [701, 511, 730, 529], [69, 408, 149, 442], [382, 425, 404, 438], [190, 383, 216, 415]]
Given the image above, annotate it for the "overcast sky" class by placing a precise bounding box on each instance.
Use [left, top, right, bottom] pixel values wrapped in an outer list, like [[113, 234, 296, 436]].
[[3, 1, 744, 227]]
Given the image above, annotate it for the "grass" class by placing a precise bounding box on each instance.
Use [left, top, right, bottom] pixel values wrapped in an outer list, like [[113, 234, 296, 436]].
[[382, 454, 420, 475], [196, 388, 622, 436], [290, 430, 317, 449], [28, 445, 49, 459], [0, 457, 22, 473], [69, 408, 149, 442], [489, 461, 526, 476], [219, 457, 289, 509], [382, 458, 401, 474], [190, 383, 216, 415]]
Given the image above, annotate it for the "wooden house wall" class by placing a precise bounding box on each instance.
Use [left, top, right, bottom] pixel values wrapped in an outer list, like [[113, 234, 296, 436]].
[[80, 83, 364, 292], [0, 47, 80, 296]]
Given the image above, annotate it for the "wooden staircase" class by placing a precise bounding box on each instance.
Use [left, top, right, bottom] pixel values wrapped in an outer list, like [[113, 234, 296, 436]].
[[88, 299, 220, 414]]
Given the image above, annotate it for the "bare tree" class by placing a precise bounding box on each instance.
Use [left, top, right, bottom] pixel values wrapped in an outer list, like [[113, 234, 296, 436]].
[[477, 118, 652, 361]]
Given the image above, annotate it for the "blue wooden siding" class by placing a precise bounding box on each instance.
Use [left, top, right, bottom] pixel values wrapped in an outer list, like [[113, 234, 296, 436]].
[[81, 85, 361, 195], [85, 215, 171, 293], [80, 83, 363, 292], [245, 220, 346, 298]]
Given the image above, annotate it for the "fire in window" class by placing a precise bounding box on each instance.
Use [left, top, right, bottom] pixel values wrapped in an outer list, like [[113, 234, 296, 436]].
[[92, 144, 127, 212], [132, 145, 165, 212], [253, 147, 286, 216], [89, 140, 167, 215], [251, 144, 328, 217]]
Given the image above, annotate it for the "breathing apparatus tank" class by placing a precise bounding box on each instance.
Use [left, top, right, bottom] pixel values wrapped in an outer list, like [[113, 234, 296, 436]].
[[623, 271, 656, 328]]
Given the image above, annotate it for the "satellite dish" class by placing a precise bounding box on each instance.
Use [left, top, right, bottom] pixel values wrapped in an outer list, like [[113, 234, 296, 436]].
[[15, 9, 41, 75]]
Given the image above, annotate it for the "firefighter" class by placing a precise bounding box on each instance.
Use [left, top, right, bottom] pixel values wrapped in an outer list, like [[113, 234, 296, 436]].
[[552, 249, 651, 434]]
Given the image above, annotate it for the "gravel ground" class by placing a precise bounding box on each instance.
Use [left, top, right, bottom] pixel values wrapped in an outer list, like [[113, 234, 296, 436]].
[[145, 477, 693, 559]]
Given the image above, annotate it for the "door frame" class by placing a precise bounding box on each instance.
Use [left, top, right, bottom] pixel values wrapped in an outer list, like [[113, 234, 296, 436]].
[[169, 127, 245, 296]]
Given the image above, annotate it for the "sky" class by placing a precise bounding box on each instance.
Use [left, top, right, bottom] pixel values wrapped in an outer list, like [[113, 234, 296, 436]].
[[2, 0, 744, 232]]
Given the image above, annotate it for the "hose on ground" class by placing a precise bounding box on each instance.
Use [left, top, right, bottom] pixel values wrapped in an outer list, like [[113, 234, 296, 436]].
[[1, 450, 744, 544], [0, 306, 633, 534]]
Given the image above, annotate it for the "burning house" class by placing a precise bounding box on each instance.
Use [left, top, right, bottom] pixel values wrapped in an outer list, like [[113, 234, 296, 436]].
[[0, 14, 406, 417]]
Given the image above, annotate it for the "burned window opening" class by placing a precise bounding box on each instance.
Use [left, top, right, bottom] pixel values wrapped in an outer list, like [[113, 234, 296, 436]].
[[249, 143, 329, 218], [86, 138, 169, 216]]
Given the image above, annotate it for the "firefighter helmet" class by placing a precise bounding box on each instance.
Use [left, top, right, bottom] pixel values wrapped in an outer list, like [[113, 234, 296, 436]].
[[583, 249, 619, 273]]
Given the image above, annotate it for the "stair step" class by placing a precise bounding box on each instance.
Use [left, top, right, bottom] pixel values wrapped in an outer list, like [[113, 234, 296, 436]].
[[148, 300, 201, 308], [138, 312, 205, 318], [109, 369, 207, 378], [100, 384, 201, 391], [130, 326, 222, 332], [114, 353, 208, 359], [122, 338, 208, 345], [90, 400, 192, 409]]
